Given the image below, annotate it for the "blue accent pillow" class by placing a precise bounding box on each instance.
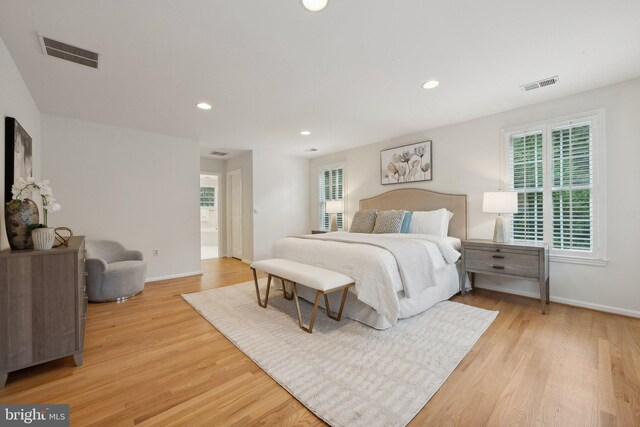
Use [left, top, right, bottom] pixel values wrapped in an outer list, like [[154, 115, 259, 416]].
[[400, 211, 413, 233]]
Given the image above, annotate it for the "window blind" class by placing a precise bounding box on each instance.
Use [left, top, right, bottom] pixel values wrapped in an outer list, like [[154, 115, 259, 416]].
[[551, 121, 593, 251], [508, 131, 544, 241], [504, 113, 600, 260], [319, 166, 344, 230]]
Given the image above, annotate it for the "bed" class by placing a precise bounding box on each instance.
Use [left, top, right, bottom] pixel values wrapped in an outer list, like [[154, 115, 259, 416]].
[[273, 188, 468, 329]]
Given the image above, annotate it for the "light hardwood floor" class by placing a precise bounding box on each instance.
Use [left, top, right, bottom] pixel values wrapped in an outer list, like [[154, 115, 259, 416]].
[[1, 258, 639, 426]]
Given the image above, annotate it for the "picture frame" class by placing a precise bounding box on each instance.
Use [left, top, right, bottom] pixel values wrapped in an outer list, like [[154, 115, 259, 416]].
[[380, 140, 432, 185], [4, 117, 33, 203]]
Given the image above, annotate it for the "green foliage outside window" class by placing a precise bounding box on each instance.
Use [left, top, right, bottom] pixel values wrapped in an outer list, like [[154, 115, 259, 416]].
[[509, 122, 593, 252]]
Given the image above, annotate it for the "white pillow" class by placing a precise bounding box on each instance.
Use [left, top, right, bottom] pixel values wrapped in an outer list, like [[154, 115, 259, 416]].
[[408, 208, 454, 237]]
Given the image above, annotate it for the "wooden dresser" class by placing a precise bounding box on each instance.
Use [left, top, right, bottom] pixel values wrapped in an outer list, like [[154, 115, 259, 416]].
[[460, 239, 549, 314], [0, 236, 86, 388]]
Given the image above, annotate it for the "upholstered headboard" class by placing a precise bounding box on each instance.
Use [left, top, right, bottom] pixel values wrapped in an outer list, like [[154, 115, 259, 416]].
[[359, 188, 468, 240]]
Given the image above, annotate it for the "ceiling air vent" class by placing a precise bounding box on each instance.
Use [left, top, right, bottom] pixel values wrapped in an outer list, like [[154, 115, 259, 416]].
[[39, 35, 99, 69], [520, 75, 558, 92], [209, 151, 229, 157]]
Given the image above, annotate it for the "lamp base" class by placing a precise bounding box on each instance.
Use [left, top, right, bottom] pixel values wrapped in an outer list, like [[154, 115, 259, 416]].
[[330, 214, 338, 232], [493, 215, 508, 243]]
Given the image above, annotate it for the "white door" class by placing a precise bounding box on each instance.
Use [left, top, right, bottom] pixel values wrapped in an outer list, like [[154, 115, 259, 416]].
[[228, 170, 243, 259]]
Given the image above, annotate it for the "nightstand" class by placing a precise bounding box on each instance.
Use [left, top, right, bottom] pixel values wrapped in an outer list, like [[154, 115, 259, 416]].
[[460, 239, 550, 313], [311, 230, 329, 234]]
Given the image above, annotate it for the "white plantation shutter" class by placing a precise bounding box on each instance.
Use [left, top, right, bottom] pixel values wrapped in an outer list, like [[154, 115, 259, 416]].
[[551, 121, 593, 251], [318, 165, 345, 230], [503, 111, 602, 262], [508, 130, 544, 241], [332, 167, 344, 229], [319, 169, 331, 229]]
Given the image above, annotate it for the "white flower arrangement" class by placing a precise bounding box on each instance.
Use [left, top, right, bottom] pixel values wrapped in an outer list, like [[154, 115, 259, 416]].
[[10, 177, 62, 227]]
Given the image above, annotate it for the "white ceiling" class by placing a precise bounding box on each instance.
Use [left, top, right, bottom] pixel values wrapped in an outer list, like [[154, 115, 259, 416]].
[[1, 0, 639, 158], [199, 146, 246, 160]]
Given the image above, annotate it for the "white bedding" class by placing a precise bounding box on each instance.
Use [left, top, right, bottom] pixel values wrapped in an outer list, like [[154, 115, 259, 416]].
[[273, 232, 461, 327]]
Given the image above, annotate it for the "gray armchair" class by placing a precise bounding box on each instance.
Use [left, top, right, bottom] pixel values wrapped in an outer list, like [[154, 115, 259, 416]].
[[85, 240, 147, 302]]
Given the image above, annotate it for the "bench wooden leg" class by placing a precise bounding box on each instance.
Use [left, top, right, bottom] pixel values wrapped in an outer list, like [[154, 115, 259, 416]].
[[324, 286, 350, 321], [292, 283, 322, 334], [252, 268, 271, 308]]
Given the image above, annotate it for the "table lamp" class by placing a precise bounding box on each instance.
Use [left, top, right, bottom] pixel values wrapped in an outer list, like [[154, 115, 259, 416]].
[[483, 192, 518, 242], [325, 200, 344, 232]]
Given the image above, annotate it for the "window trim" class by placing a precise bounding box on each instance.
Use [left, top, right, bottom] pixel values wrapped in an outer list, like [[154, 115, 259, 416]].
[[317, 162, 347, 231], [501, 109, 606, 265]]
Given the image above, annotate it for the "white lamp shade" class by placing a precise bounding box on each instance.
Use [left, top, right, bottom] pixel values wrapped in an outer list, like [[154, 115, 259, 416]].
[[325, 200, 344, 214], [483, 192, 518, 214]]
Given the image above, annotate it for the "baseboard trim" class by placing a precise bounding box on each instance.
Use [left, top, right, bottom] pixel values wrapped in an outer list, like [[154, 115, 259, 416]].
[[475, 283, 640, 319], [241, 259, 252, 265], [146, 271, 203, 283]]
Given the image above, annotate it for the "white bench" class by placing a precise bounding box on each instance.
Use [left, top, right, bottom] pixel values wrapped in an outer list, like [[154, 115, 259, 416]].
[[250, 259, 354, 333]]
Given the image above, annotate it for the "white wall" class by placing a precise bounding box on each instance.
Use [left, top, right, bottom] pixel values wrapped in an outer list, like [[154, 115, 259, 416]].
[[200, 157, 226, 256], [200, 157, 225, 173], [0, 36, 41, 250], [42, 115, 201, 280], [253, 150, 309, 261], [226, 151, 254, 261], [310, 77, 640, 317]]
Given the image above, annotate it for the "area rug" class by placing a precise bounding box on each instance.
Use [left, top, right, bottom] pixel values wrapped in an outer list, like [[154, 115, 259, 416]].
[[182, 280, 498, 427]]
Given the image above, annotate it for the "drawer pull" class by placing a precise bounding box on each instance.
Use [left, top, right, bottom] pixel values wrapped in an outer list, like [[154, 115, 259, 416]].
[[491, 265, 505, 270], [492, 255, 505, 259]]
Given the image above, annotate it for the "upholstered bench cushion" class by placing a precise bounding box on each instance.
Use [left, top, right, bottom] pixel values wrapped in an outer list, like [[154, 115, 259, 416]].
[[250, 259, 353, 292]]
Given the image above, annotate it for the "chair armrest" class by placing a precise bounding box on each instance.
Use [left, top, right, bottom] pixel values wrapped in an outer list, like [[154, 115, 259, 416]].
[[85, 258, 108, 275], [123, 250, 144, 261]]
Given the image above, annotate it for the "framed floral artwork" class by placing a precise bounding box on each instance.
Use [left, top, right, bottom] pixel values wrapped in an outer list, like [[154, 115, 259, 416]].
[[380, 140, 431, 185]]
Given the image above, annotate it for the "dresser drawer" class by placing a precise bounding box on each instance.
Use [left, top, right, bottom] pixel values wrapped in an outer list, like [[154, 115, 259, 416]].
[[464, 248, 539, 278]]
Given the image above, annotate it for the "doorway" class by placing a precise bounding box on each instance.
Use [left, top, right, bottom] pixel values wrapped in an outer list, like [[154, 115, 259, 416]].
[[200, 174, 219, 260], [227, 169, 243, 259]]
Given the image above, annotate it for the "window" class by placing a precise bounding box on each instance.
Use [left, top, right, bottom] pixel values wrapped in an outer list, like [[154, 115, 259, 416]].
[[200, 187, 216, 207], [509, 131, 544, 242], [318, 164, 345, 230], [551, 122, 593, 251], [504, 111, 604, 263]]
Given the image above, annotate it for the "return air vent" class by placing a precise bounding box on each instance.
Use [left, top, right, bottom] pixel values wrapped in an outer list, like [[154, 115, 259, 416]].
[[520, 75, 558, 92], [39, 34, 99, 69], [209, 151, 229, 157]]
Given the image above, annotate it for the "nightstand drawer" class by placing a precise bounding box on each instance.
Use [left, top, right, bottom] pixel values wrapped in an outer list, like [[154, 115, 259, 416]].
[[464, 248, 539, 278]]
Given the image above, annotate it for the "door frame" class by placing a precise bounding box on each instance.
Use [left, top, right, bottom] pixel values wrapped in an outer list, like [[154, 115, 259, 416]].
[[199, 172, 222, 258], [226, 169, 243, 259]]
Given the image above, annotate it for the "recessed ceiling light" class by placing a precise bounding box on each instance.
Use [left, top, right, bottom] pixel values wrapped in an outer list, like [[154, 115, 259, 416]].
[[197, 102, 212, 110], [422, 80, 440, 89], [300, 130, 311, 136], [301, 0, 328, 12], [305, 148, 319, 152]]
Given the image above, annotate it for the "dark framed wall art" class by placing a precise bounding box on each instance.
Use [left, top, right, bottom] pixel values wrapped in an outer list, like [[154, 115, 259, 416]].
[[4, 117, 33, 203]]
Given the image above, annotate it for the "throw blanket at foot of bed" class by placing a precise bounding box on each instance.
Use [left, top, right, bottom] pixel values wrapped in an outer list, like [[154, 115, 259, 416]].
[[274, 233, 461, 326], [293, 233, 458, 298]]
